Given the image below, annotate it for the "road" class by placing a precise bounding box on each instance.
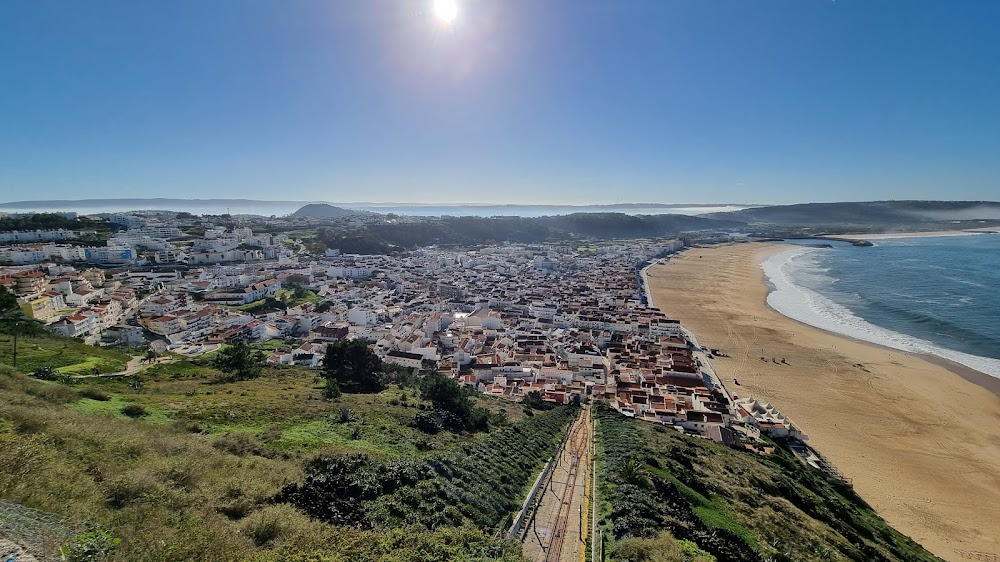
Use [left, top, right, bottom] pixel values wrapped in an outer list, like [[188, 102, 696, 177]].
[[522, 405, 592, 562]]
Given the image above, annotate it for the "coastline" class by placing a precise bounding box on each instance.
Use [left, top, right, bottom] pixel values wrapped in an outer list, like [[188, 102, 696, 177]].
[[647, 242, 1000, 561], [760, 245, 1000, 384], [822, 228, 998, 240], [758, 282, 1000, 399]]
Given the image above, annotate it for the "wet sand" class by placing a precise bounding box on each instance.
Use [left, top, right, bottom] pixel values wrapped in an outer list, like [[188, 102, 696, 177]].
[[648, 242, 1000, 561]]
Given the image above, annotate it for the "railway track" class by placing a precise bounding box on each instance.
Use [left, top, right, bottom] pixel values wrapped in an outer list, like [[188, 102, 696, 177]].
[[524, 405, 592, 562]]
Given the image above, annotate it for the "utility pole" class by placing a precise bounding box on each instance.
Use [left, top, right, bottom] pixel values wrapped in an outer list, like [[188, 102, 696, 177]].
[[1, 318, 21, 369]]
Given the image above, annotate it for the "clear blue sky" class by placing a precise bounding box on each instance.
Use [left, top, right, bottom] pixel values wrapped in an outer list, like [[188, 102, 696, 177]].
[[2, 0, 998, 205]]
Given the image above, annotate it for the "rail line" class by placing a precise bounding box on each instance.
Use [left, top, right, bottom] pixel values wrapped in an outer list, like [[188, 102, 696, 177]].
[[539, 406, 591, 562]]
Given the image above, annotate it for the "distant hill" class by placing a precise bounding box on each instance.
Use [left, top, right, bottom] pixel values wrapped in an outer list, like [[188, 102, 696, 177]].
[[311, 212, 746, 254], [707, 200, 1000, 228], [290, 203, 357, 218], [0, 198, 320, 209]]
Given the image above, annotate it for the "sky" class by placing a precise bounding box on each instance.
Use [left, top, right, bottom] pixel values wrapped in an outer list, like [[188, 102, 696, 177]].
[[1, 0, 998, 205]]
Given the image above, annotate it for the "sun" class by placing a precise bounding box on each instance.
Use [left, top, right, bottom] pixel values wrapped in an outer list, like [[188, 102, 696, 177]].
[[433, 0, 458, 24]]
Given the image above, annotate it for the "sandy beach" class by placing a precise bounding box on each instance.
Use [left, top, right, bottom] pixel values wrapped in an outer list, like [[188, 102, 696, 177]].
[[648, 243, 1000, 561]]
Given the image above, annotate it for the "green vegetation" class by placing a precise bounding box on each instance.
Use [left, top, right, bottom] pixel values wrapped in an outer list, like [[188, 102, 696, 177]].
[[593, 404, 941, 562], [0, 331, 536, 561], [213, 340, 267, 382], [614, 531, 715, 562], [0, 285, 18, 314], [415, 372, 491, 433], [72, 394, 172, 425], [277, 406, 575, 530], [0, 213, 110, 234], [232, 288, 321, 313], [0, 329, 130, 375], [308, 213, 743, 255], [321, 339, 387, 393]]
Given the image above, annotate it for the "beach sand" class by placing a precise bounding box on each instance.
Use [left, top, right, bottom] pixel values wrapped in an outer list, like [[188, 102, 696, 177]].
[[647, 242, 1000, 561]]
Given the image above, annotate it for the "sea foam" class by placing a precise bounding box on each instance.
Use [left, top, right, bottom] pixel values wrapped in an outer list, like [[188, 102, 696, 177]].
[[762, 247, 1000, 379]]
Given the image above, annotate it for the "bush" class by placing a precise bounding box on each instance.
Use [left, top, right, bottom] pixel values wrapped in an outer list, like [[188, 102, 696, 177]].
[[120, 404, 147, 418], [323, 378, 341, 399], [59, 530, 122, 562], [79, 387, 111, 401], [279, 407, 575, 530], [240, 505, 305, 547], [212, 433, 272, 458], [614, 530, 715, 562], [105, 472, 160, 508]]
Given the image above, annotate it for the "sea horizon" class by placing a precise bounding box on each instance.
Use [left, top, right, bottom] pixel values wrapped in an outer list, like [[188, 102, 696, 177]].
[[0, 201, 748, 218]]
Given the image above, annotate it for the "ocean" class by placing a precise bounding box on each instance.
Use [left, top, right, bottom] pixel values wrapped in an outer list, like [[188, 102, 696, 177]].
[[763, 234, 1000, 378], [0, 201, 747, 218]]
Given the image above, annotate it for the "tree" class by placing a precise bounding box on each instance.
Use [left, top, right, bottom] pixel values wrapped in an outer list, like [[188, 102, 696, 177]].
[[0, 285, 18, 315], [284, 274, 310, 287], [522, 390, 552, 411], [0, 285, 36, 369], [417, 373, 491, 432], [321, 340, 385, 393], [213, 341, 266, 382], [324, 377, 341, 399], [420, 373, 471, 422]]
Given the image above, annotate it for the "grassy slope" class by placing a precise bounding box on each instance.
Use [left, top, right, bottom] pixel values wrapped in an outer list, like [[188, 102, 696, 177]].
[[593, 404, 942, 562], [0, 332, 130, 375], [0, 336, 531, 561]]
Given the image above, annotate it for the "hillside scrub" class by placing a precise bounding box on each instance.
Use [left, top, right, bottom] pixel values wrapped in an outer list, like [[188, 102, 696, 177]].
[[593, 404, 941, 562], [0, 359, 533, 561], [277, 406, 576, 530]]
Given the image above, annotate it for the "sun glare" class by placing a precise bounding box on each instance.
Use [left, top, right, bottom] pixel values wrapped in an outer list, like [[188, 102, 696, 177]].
[[433, 0, 458, 24]]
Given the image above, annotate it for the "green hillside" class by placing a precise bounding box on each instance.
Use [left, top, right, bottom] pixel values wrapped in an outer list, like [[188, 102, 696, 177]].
[[593, 404, 941, 562], [0, 332, 536, 562]]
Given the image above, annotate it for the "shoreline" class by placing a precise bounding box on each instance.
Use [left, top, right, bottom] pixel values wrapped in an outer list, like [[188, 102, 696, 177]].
[[759, 244, 1000, 395], [646, 242, 1000, 561], [760, 293, 1000, 399], [821, 228, 998, 240]]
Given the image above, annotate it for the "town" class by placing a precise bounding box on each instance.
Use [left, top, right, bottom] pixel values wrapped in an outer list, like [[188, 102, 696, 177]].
[[1, 210, 839, 477]]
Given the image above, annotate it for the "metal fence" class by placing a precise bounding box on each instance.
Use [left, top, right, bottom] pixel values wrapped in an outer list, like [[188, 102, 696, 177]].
[[0, 499, 80, 562]]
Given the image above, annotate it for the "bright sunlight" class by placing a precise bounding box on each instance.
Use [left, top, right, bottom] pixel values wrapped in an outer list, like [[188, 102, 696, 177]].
[[433, 0, 458, 24]]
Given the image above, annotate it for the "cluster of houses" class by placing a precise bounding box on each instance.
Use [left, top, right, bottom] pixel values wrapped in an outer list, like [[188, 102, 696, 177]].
[[0, 213, 296, 267], [0, 266, 137, 344], [2, 220, 809, 451]]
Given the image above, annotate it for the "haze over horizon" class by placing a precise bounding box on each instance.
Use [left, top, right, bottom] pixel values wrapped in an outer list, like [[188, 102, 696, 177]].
[[2, 1, 999, 204]]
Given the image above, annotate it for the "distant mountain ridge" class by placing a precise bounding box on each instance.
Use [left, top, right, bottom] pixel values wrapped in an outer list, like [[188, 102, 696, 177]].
[[0, 198, 326, 209], [290, 203, 356, 218], [708, 200, 1000, 227]]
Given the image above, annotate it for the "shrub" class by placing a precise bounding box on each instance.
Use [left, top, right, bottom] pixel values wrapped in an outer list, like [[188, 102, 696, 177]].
[[120, 404, 147, 418], [59, 530, 122, 562], [79, 387, 111, 401], [105, 472, 160, 508], [212, 433, 272, 458], [323, 378, 341, 399]]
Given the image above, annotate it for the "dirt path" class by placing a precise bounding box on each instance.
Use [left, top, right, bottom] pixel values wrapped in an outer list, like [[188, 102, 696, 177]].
[[0, 538, 39, 562]]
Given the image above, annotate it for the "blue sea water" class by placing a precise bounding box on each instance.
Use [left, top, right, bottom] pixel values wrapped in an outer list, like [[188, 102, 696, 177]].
[[763, 234, 1000, 378]]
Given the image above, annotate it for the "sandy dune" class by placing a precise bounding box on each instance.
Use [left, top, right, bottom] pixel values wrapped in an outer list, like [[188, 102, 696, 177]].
[[647, 242, 1000, 562]]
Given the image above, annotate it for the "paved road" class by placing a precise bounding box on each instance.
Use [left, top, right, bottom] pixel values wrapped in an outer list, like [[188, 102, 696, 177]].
[[522, 406, 592, 562]]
